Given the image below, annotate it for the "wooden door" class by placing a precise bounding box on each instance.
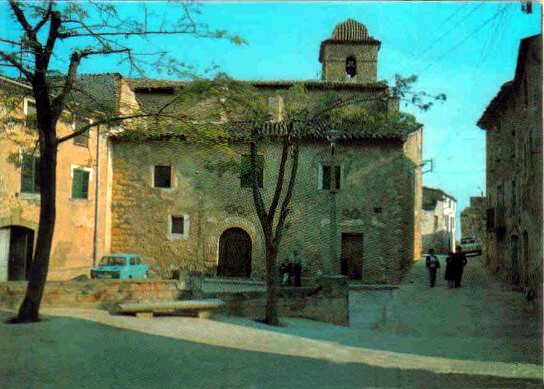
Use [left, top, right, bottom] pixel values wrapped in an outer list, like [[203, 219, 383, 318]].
[[0, 228, 10, 282], [341, 233, 363, 280], [8, 226, 34, 281], [218, 228, 252, 278]]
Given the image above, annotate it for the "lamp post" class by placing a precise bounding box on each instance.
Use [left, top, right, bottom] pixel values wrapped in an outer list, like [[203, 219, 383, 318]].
[[325, 129, 342, 275]]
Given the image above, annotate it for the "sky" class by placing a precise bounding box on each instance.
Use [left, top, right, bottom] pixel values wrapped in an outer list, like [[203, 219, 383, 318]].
[[1, 1, 542, 238]]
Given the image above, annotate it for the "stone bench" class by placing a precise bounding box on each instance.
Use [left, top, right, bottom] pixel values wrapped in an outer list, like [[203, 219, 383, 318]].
[[116, 298, 225, 319]]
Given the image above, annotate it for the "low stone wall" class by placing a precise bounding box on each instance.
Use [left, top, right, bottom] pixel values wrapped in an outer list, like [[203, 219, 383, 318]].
[[0, 275, 349, 326], [200, 276, 349, 326], [0, 280, 187, 310]]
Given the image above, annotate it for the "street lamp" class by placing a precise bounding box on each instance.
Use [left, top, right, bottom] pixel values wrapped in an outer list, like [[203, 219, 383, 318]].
[[324, 128, 342, 275]]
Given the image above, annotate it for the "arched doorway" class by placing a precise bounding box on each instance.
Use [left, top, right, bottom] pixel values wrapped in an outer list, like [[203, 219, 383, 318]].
[[0, 226, 34, 281], [217, 228, 252, 278]]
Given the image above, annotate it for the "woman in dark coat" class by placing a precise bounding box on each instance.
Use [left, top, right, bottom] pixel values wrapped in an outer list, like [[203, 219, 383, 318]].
[[445, 252, 455, 289]]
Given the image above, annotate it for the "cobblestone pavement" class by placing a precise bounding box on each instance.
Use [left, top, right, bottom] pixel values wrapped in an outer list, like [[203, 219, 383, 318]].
[[0, 256, 541, 388]]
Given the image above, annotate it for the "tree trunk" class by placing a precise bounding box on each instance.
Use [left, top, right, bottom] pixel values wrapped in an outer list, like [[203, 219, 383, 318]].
[[16, 132, 57, 322], [264, 241, 279, 325]]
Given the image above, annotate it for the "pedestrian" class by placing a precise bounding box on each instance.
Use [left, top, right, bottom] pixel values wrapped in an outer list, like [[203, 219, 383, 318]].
[[292, 250, 303, 287], [425, 248, 440, 288], [445, 251, 455, 289], [452, 246, 468, 288], [279, 259, 292, 286]]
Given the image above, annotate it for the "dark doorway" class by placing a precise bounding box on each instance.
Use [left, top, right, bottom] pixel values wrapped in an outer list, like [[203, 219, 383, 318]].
[[218, 228, 252, 278], [7, 226, 34, 281], [341, 233, 363, 280]]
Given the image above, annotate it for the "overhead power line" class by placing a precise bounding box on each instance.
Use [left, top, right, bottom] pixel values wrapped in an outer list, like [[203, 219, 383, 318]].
[[419, 4, 509, 74]]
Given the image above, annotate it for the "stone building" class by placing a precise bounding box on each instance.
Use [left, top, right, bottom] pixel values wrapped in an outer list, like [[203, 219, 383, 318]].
[[460, 196, 486, 254], [109, 19, 423, 284], [0, 74, 138, 280], [477, 34, 542, 294], [421, 186, 456, 254]]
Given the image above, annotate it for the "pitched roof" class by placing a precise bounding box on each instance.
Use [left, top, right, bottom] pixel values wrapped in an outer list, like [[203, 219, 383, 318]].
[[422, 186, 456, 211], [477, 34, 541, 129]]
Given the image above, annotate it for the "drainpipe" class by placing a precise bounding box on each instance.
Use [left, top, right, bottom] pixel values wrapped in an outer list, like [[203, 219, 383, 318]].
[[92, 125, 101, 268]]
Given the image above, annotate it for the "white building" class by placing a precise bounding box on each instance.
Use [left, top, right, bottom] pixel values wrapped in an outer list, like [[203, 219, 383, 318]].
[[421, 187, 457, 254]]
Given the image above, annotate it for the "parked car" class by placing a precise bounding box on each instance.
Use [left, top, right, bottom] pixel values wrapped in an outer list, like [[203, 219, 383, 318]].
[[91, 254, 149, 280], [459, 236, 482, 256]]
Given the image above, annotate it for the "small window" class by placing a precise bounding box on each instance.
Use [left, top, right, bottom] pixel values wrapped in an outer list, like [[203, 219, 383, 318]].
[[130, 256, 142, 265], [321, 165, 341, 191], [241, 155, 264, 188], [486, 208, 495, 231], [72, 168, 90, 199], [21, 153, 40, 193], [171, 216, 185, 235], [433, 215, 438, 231], [154, 165, 172, 188], [73, 116, 90, 147], [346, 56, 357, 78]]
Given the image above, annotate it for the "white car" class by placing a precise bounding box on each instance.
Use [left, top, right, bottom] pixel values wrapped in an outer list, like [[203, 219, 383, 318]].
[[459, 236, 482, 256]]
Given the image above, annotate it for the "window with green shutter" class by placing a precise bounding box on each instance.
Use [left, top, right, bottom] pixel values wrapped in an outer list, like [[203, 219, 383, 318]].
[[321, 165, 341, 191], [240, 155, 264, 188], [72, 169, 90, 199], [20, 154, 40, 193]]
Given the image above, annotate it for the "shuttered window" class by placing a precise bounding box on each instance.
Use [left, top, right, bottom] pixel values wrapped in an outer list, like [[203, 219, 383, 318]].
[[154, 165, 172, 188], [21, 154, 40, 193], [321, 165, 341, 191], [72, 169, 90, 199], [240, 155, 264, 188], [25, 101, 37, 128]]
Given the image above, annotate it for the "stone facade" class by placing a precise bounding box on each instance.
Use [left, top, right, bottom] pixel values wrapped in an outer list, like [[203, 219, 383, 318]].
[[110, 136, 421, 284], [421, 187, 456, 254], [460, 196, 486, 254], [477, 34, 543, 295]]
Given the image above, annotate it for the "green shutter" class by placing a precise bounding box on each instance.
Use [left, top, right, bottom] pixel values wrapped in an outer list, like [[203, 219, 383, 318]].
[[322, 166, 331, 190], [335, 166, 341, 190], [81, 170, 90, 199], [72, 170, 83, 199], [21, 154, 34, 193]]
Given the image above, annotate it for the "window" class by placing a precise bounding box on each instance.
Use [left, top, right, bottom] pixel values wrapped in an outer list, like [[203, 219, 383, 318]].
[[154, 165, 172, 188], [130, 256, 142, 265], [320, 165, 341, 191], [445, 215, 449, 232], [73, 116, 91, 147], [433, 215, 438, 231], [21, 153, 40, 193], [25, 100, 37, 128], [240, 155, 264, 188], [72, 168, 90, 199], [346, 56, 357, 78], [171, 216, 185, 235]]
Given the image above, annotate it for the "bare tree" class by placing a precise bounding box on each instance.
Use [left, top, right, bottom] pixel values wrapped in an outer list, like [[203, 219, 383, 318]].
[[0, 0, 243, 323]]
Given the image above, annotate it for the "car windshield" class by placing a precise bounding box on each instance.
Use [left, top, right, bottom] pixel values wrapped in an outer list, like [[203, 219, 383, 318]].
[[461, 238, 475, 244], [99, 256, 127, 266]]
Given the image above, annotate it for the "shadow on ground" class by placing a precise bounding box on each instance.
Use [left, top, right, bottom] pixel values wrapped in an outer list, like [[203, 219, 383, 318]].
[[0, 310, 541, 389]]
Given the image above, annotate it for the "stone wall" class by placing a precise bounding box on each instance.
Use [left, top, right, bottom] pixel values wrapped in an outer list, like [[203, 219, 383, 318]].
[[479, 35, 543, 295], [321, 43, 379, 83], [110, 137, 419, 284], [0, 275, 349, 326]]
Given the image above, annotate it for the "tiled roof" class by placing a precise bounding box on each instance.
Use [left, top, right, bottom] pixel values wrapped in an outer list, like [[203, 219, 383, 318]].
[[477, 34, 541, 129], [422, 186, 456, 211], [332, 19, 371, 42]]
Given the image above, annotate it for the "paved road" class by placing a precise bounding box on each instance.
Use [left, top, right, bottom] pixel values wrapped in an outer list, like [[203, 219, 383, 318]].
[[0, 256, 541, 388]]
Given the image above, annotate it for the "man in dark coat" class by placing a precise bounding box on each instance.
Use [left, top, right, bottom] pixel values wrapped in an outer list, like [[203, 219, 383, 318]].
[[425, 248, 441, 288], [452, 246, 468, 288]]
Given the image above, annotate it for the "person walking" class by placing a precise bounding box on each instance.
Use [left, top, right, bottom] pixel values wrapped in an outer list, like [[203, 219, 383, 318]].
[[425, 248, 441, 288], [452, 246, 468, 288], [445, 251, 455, 289]]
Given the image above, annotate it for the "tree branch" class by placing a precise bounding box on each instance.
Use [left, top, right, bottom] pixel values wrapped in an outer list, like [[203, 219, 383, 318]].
[[43, 10, 61, 69], [33, 0, 53, 34], [8, 0, 34, 38], [274, 140, 299, 245], [0, 50, 33, 80], [250, 141, 269, 236], [268, 132, 290, 220]]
